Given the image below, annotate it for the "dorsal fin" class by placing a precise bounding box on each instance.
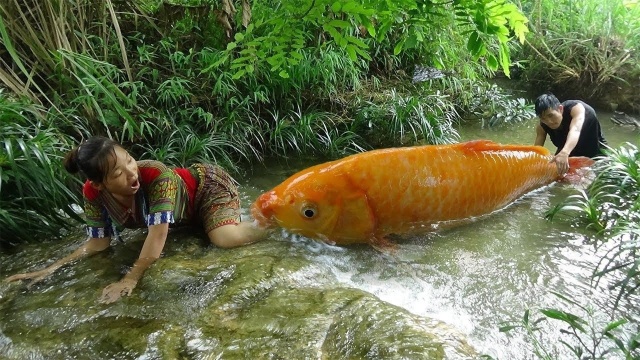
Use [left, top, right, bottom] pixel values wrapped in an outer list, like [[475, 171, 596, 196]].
[[460, 140, 550, 157]]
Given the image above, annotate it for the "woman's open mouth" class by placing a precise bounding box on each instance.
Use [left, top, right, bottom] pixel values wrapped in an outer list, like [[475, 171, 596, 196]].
[[131, 179, 140, 191]]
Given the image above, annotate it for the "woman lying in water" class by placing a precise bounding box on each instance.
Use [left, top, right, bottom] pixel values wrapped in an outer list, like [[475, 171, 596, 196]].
[[5, 136, 268, 303]]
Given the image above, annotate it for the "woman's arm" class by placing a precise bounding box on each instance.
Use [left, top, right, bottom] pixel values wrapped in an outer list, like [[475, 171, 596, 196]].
[[99, 222, 169, 304], [4, 237, 111, 286]]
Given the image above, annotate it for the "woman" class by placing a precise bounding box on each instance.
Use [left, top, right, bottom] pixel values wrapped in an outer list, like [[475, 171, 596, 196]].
[[5, 136, 267, 303]]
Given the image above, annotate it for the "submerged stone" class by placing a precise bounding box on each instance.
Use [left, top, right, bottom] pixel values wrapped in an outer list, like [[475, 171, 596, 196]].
[[198, 287, 476, 359], [611, 111, 640, 128], [0, 231, 476, 359]]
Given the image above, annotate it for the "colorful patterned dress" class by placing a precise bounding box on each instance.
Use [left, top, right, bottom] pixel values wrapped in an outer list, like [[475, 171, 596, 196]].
[[83, 160, 240, 238]]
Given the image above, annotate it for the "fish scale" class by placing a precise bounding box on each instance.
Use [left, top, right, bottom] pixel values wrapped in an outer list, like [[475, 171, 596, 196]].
[[252, 140, 593, 247], [351, 146, 556, 234]]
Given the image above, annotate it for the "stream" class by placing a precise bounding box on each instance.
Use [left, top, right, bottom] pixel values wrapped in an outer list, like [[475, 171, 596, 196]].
[[0, 112, 638, 359]]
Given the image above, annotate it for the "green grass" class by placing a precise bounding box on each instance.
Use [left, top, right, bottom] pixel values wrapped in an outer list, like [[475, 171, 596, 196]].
[[0, 93, 82, 245], [518, 0, 640, 110]]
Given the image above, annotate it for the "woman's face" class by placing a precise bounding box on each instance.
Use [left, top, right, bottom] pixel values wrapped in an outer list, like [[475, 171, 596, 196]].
[[100, 146, 140, 197]]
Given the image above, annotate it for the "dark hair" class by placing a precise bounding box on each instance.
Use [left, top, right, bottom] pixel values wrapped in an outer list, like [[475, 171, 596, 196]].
[[63, 136, 122, 182], [534, 93, 561, 116]]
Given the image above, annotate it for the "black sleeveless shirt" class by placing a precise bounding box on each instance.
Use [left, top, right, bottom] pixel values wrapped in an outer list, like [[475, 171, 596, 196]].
[[540, 100, 607, 158]]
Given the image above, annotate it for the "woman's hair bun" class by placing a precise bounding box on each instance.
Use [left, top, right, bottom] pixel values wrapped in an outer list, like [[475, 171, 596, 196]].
[[63, 146, 81, 174]]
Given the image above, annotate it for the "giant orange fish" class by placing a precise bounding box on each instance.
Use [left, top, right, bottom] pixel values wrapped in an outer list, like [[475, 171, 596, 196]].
[[251, 140, 593, 248]]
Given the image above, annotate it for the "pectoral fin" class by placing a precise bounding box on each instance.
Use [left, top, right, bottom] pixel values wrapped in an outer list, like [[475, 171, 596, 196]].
[[331, 192, 376, 244], [370, 235, 397, 252]]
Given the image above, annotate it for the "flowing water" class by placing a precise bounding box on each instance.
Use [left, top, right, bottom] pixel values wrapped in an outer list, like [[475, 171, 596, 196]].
[[0, 114, 638, 359]]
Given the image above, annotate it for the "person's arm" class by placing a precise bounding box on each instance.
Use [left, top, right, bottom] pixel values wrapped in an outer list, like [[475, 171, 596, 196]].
[[553, 104, 586, 174], [99, 222, 169, 304], [4, 237, 111, 286], [534, 123, 547, 146]]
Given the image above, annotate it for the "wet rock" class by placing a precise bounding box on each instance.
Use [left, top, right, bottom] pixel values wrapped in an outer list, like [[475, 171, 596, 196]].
[[611, 111, 640, 129], [321, 289, 477, 359], [199, 287, 477, 360], [412, 66, 446, 83], [0, 231, 477, 359]]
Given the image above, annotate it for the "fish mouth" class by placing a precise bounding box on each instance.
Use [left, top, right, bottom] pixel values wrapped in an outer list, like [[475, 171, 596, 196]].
[[251, 191, 279, 227]]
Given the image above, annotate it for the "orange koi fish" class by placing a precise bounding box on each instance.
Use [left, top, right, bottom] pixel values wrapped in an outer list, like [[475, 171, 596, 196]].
[[251, 140, 594, 247]]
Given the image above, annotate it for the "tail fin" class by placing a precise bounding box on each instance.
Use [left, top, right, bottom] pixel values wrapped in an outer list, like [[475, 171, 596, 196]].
[[562, 156, 596, 184], [567, 156, 595, 174]]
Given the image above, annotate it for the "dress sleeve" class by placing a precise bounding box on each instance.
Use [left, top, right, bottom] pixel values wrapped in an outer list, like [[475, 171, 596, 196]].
[[143, 163, 178, 226], [84, 195, 113, 238]]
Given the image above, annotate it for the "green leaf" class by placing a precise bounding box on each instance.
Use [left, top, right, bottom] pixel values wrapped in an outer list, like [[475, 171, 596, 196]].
[[341, 2, 360, 13], [499, 325, 519, 332], [327, 20, 351, 29], [467, 31, 481, 53], [376, 20, 393, 42], [345, 45, 357, 61], [540, 309, 565, 319], [226, 42, 237, 50], [487, 54, 498, 71], [393, 38, 406, 56], [405, 34, 418, 49], [360, 16, 376, 37], [494, 42, 509, 77], [290, 51, 304, 61], [278, 70, 290, 78], [323, 24, 342, 42], [540, 308, 587, 333], [347, 35, 367, 49], [354, 45, 372, 60], [232, 69, 246, 79], [202, 54, 228, 72], [234, 32, 245, 42], [331, 1, 342, 12], [603, 319, 628, 333]]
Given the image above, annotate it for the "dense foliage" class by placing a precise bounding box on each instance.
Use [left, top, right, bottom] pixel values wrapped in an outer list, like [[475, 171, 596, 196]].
[[0, 0, 534, 244], [516, 0, 640, 112], [0, 93, 82, 245]]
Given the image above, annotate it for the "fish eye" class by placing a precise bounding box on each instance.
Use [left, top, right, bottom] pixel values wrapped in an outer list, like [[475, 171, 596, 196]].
[[301, 205, 317, 219]]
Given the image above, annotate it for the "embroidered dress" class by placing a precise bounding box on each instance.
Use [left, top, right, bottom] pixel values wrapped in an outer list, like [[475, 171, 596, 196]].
[[83, 161, 240, 238], [191, 164, 241, 233]]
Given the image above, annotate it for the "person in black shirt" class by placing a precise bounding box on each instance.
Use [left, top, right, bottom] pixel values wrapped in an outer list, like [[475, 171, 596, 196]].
[[534, 93, 607, 174]]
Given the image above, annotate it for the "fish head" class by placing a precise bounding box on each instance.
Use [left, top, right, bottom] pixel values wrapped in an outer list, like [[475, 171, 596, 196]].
[[251, 167, 375, 245]]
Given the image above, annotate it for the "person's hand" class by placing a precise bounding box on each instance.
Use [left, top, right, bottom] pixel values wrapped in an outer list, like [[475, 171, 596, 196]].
[[5, 268, 56, 288], [100, 278, 137, 304], [551, 152, 570, 175]]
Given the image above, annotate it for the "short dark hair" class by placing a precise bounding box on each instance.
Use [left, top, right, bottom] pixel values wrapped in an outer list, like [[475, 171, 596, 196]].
[[534, 93, 561, 116], [63, 136, 122, 182]]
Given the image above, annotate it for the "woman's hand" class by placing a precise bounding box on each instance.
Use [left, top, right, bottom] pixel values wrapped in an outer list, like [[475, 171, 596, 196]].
[[99, 278, 137, 304], [4, 237, 111, 288], [4, 267, 56, 287]]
